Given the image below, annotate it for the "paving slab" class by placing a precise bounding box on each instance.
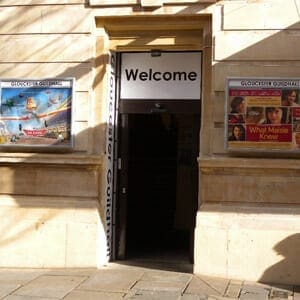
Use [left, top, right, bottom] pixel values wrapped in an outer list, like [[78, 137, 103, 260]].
[[127, 289, 181, 299], [0, 266, 299, 300], [78, 268, 144, 293], [46, 268, 97, 277], [184, 276, 224, 297], [209, 297, 238, 300], [224, 280, 243, 298], [141, 270, 192, 284], [180, 294, 207, 299], [63, 290, 125, 300], [133, 280, 186, 292], [197, 275, 229, 296], [0, 269, 46, 285], [0, 284, 21, 299], [3, 295, 55, 300], [270, 284, 293, 299], [239, 283, 270, 300], [12, 275, 87, 299]]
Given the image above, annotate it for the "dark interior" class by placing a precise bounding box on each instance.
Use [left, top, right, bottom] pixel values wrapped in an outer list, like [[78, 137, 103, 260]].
[[125, 113, 199, 262]]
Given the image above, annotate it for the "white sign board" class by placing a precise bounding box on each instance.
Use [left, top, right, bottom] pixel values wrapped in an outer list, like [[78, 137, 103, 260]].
[[120, 52, 201, 100]]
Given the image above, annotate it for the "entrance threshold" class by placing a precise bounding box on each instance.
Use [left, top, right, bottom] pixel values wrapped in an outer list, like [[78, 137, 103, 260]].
[[116, 256, 194, 274], [117, 113, 199, 270]]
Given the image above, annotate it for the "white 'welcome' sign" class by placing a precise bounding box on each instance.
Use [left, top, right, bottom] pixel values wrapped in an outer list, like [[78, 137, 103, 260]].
[[120, 52, 201, 100]]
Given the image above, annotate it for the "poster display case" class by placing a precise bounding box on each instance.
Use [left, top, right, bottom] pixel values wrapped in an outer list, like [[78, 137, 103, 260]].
[[0, 78, 74, 151], [226, 78, 300, 152]]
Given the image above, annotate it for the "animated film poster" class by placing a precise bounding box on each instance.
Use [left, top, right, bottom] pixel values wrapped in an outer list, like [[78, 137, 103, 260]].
[[226, 78, 300, 152], [0, 79, 74, 148]]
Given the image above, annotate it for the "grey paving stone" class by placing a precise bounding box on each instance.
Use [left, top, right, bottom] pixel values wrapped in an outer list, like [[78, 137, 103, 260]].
[[180, 294, 207, 300], [141, 270, 192, 284], [209, 297, 238, 300], [78, 268, 144, 293], [224, 280, 243, 298], [196, 275, 229, 296], [0, 284, 21, 299], [270, 284, 293, 299], [63, 290, 125, 300], [46, 268, 97, 277], [239, 284, 270, 300], [127, 289, 181, 299], [12, 275, 86, 299], [133, 280, 186, 292], [184, 276, 223, 297], [3, 295, 56, 300], [271, 290, 290, 299], [0, 269, 46, 285], [243, 281, 272, 290]]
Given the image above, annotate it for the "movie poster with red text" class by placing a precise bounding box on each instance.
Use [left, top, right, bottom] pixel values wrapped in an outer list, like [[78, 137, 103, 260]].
[[226, 78, 300, 152]]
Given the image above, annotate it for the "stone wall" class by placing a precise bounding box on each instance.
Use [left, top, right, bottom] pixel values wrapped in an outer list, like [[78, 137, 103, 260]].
[[0, 1, 106, 267], [196, 0, 300, 284]]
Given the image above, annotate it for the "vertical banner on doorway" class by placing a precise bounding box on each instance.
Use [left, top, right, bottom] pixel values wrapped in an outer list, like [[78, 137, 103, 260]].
[[104, 52, 116, 260]]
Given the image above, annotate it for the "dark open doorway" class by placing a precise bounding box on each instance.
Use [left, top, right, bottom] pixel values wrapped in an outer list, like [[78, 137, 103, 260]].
[[116, 112, 199, 264]]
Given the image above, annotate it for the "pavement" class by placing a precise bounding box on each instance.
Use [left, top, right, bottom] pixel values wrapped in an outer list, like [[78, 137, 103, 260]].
[[0, 260, 299, 300]]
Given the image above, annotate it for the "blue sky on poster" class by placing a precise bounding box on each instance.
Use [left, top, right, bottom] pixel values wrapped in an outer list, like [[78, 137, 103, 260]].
[[0, 87, 71, 134]]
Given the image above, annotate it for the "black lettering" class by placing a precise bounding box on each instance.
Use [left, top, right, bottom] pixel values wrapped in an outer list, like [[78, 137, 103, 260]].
[[149, 68, 152, 80], [109, 102, 113, 112], [110, 54, 115, 69], [139, 72, 148, 81], [163, 72, 172, 81], [107, 169, 112, 184], [107, 143, 112, 155], [153, 72, 162, 81], [108, 127, 113, 137], [124, 69, 199, 82], [125, 69, 138, 80], [188, 72, 197, 81], [106, 208, 111, 219], [110, 76, 114, 88], [173, 72, 187, 81]]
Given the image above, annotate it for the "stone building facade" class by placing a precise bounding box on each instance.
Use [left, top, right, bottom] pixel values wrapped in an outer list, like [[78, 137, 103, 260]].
[[0, 0, 299, 285]]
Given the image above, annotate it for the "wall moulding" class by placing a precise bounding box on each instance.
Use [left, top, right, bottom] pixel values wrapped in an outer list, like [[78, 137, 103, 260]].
[[89, 0, 216, 6], [95, 15, 209, 51], [199, 156, 300, 174], [96, 15, 210, 32], [0, 153, 104, 166]]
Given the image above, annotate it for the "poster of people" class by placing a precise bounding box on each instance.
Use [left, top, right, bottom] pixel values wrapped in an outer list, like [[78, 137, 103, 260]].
[[0, 79, 74, 148], [226, 78, 300, 152]]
